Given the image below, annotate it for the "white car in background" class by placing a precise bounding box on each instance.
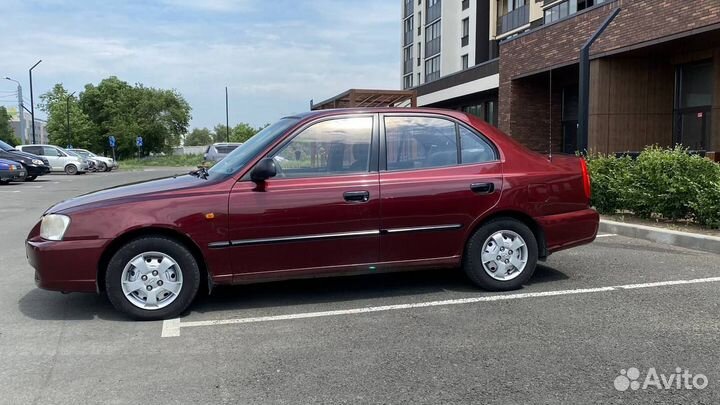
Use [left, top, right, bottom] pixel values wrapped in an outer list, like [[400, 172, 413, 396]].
[[203, 143, 242, 162], [17, 144, 89, 175], [68, 148, 118, 172]]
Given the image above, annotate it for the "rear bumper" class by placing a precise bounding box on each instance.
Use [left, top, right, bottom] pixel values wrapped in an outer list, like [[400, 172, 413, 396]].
[[26, 236, 107, 293], [536, 208, 599, 255]]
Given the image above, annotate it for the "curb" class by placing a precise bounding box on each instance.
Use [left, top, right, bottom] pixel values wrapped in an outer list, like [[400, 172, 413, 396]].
[[599, 219, 720, 254]]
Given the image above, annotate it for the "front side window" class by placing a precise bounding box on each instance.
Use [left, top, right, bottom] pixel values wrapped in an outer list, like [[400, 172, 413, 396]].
[[272, 116, 373, 178], [385, 116, 457, 171], [43, 146, 61, 156]]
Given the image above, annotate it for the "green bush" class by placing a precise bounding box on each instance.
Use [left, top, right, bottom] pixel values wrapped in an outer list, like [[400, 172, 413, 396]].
[[585, 145, 720, 228], [585, 153, 634, 214]]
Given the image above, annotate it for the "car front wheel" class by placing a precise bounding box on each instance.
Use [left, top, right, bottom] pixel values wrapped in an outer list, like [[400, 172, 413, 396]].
[[105, 236, 201, 320], [463, 218, 538, 291], [25, 175, 37, 182], [64, 164, 78, 175]]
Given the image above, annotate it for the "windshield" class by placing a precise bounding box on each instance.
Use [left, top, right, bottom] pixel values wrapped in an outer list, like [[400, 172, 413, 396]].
[[64, 150, 80, 158], [74, 150, 90, 157], [209, 118, 299, 178], [0, 140, 15, 151]]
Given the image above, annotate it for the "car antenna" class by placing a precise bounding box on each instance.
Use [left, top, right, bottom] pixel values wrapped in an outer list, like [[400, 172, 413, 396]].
[[548, 69, 553, 162]]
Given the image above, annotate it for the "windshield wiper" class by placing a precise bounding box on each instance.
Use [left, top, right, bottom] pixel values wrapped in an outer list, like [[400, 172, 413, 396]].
[[189, 165, 209, 179]]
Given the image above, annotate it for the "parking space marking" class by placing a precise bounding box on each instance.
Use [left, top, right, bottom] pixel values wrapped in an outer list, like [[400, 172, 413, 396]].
[[595, 234, 617, 238], [0, 190, 21, 193], [161, 275, 720, 337]]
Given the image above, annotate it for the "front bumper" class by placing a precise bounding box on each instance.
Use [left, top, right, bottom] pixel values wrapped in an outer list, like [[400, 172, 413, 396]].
[[25, 164, 51, 177], [26, 236, 108, 293], [0, 168, 26, 181]]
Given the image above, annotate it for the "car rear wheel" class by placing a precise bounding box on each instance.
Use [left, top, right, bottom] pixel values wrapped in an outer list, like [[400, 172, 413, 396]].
[[64, 164, 78, 175], [463, 218, 538, 291], [25, 176, 37, 182], [105, 236, 201, 320]]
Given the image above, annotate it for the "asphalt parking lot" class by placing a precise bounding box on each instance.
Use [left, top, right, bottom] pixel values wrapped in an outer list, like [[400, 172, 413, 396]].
[[2, 169, 720, 404]]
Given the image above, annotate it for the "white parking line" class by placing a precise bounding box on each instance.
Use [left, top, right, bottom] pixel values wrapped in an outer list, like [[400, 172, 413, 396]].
[[0, 190, 20, 193], [595, 234, 617, 238], [161, 276, 720, 337]]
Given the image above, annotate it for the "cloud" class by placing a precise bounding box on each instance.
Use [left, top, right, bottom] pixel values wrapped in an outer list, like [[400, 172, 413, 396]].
[[0, 0, 400, 128], [158, 0, 253, 12]]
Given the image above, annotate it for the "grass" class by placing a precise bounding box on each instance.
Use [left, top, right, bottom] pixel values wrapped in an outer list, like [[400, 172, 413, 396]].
[[119, 154, 206, 170]]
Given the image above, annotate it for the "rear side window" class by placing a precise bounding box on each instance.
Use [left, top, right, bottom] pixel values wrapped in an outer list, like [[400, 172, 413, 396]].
[[272, 116, 373, 178], [384, 116, 497, 171], [460, 126, 496, 164], [385, 116, 458, 170], [24, 146, 43, 155]]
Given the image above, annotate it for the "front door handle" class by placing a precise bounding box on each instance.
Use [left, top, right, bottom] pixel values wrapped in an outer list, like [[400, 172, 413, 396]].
[[343, 190, 370, 203], [470, 182, 495, 194]]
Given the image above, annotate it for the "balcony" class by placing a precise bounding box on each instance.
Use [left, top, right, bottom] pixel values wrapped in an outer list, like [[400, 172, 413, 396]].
[[403, 59, 413, 75], [497, 4, 530, 35], [404, 0, 413, 18]]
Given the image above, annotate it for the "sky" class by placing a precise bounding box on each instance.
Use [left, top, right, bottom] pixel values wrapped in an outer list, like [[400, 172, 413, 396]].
[[0, 0, 400, 129]]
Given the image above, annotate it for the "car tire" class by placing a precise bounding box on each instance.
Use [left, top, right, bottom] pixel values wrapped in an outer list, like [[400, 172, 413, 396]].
[[105, 236, 201, 320], [0, 179, 8, 185], [463, 218, 538, 292], [25, 176, 37, 182], [96, 162, 107, 172], [64, 164, 78, 175]]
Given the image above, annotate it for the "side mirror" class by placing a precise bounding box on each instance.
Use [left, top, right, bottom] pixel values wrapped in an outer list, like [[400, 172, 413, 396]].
[[250, 158, 277, 183]]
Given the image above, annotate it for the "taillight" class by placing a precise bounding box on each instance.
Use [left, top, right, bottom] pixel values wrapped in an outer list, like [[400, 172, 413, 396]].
[[580, 158, 591, 201]]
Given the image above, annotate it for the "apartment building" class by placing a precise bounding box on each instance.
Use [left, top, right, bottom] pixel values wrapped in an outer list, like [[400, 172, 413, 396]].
[[405, 0, 720, 156]]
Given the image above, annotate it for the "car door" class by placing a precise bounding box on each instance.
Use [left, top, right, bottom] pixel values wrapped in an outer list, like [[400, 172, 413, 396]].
[[228, 114, 381, 280], [42, 146, 64, 170], [378, 114, 503, 264], [22, 146, 53, 170]]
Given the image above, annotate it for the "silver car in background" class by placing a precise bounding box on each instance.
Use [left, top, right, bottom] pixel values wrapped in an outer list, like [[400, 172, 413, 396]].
[[17, 144, 89, 175], [203, 142, 242, 162], [68, 148, 118, 172]]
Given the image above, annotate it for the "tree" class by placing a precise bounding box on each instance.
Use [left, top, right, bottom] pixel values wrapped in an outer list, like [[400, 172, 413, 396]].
[[57, 76, 193, 158], [184, 128, 213, 146], [212, 124, 230, 143], [39, 84, 94, 148], [0, 106, 20, 146]]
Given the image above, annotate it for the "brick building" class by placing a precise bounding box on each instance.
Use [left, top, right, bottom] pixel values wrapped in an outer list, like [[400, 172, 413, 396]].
[[399, 0, 720, 156]]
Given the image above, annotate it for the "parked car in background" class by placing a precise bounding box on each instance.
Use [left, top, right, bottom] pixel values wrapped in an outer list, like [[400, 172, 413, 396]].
[[0, 158, 27, 184], [0, 140, 51, 181], [17, 144, 88, 175], [68, 148, 117, 172], [204, 142, 242, 162], [26, 108, 598, 320], [65, 150, 95, 172]]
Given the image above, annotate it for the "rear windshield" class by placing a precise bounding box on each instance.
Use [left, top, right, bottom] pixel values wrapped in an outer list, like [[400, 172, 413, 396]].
[[215, 145, 239, 154]]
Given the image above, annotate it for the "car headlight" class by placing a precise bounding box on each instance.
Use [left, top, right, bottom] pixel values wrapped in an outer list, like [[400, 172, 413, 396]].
[[40, 214, 71, 241], [32, 159, 43, 165]]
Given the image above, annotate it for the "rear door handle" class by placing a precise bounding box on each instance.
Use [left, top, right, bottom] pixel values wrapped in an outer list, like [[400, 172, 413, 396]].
[[344, 190, 370, 203], [470, 182, 495, 194]]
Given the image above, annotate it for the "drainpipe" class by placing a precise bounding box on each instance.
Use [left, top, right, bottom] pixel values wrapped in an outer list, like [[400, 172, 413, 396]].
[[578, 7, 621, 153]]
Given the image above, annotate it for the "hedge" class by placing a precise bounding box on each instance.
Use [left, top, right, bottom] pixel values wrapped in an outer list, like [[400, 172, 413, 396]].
[[585, 146, 720, 228]]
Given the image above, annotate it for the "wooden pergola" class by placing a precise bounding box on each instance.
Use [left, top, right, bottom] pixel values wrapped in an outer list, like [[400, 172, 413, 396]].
[[311, 89, 417, 110]]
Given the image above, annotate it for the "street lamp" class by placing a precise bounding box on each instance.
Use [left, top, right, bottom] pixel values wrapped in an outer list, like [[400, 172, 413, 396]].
[[66, 91, 76, 147], [29, 60, 42, 144], [3, 77, 24, 143]]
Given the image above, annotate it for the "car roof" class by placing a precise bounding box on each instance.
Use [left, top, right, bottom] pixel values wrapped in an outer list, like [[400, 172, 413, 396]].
[[283, 107, 471, 122]]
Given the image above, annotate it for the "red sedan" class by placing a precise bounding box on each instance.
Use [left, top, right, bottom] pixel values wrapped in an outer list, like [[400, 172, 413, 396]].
[[26, 109, 598, 320]]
